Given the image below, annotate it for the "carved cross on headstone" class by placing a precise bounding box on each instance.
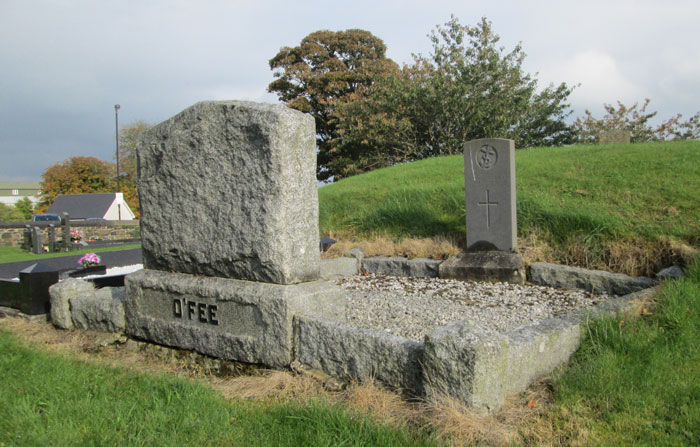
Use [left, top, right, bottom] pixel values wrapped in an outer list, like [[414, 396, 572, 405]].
[[477, 190, 498, 228], [464, 138, 517, 251]]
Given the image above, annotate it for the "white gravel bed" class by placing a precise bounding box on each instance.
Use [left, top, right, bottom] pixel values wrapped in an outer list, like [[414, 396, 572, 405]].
[[338, 274, 610, 342]]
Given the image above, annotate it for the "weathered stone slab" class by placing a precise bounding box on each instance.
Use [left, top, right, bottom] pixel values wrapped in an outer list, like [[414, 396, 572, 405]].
[[529, 262, 655, 295], [503, 316, 582, 397], [124, 269, 346, 368], [439, 251, 524, 284], [71, 287, 126, 333], [423, 321, 509, 414], [137, 100, 319, 284], [49, 278, 95, 330], [657, 266, 684, 280], [296, 315, 424, 395], [361, 257, 442, 278], [320, 257, 359, 280], [464, 138, 517, 252]]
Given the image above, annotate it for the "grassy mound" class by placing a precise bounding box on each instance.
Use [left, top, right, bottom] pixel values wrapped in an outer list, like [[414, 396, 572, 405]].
[[319, 140, 700, 275]]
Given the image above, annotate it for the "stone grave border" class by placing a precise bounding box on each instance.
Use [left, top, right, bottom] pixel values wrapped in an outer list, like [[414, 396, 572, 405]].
[[40, 254, 664, 413]]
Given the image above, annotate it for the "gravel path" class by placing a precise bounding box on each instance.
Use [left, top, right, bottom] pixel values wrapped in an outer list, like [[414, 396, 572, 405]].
[[338, 274, 609, 342]]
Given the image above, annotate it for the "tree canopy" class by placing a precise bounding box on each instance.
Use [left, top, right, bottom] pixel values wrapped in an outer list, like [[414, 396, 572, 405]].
[[37, 156, 117, 212], [268, 29, 397, 181], [270, 17, 576, 181]]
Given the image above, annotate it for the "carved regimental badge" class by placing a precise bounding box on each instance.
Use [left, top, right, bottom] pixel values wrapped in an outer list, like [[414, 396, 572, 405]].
[[476, 144, 498, 169]]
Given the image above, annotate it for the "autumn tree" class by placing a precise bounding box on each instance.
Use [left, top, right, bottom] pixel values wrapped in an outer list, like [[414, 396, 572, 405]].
[[37, 156, 116, 212], [572, 98, 700, 143], [268, 29, 398, 181], [117, 120, 151, 218]]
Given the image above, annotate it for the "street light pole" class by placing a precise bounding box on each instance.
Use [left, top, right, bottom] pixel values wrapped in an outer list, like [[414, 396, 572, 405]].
[[115, 104, 121, 221], [115, 104, 121, 193]]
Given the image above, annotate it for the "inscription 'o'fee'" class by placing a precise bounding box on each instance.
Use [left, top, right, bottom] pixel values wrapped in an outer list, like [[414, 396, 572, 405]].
[[173, 298, 219, 325]]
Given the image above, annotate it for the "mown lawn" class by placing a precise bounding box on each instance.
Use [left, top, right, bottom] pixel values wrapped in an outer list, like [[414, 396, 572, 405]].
[[0, 331, 437, 447], [2, 258, 698, 446], [319, 140, 700, 274], [0, 244, 141, 264]]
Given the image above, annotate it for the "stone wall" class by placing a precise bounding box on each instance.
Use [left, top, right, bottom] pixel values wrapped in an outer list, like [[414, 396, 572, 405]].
[[0, 221, 139, 247]]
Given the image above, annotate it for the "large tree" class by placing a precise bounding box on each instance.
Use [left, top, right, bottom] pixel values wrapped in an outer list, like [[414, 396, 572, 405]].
[[268, 29, 397, 181], [37, 156, 116, 212], [322, 17, 577, 179], [413, 16, 575, 151]]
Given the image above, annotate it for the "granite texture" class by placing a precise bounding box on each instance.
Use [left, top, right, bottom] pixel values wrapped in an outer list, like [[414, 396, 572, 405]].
[[49, 278, 95, 329], [71, 286, 126, 333], [361, 257, 442, 278], [136, 100, 319, 284], [320, 257, 359, 280], [124, 269, 346, 368], [296, 315, 425, 395], [529, 262, 656, 295], [423, 321, 509, 414]]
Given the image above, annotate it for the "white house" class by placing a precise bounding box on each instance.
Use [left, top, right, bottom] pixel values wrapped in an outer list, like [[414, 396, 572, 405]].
[[0, 182, 41, 205], [46, 192, 136, 221]]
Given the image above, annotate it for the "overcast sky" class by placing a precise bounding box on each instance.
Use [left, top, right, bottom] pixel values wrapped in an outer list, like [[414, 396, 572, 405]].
[[1, 0, 698, 182]]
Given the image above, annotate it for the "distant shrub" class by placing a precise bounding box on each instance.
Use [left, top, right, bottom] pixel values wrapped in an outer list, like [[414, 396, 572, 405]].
[[572, 98, 700, 144]]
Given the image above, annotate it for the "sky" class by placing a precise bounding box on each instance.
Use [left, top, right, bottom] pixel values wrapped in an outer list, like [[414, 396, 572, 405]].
[[1, 0, 699, 182]]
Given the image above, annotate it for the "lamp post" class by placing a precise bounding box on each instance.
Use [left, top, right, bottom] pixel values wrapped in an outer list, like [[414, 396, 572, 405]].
[[115, 104, 121, 193], [115, 104, 121, 221]]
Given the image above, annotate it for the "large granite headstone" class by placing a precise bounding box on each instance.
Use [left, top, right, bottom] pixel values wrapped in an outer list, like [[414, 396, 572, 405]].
[[137, 100, 319, 285], [126, 100, 344, 367]]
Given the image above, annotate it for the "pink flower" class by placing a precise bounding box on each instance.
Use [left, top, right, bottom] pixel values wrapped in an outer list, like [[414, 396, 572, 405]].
[[78, 253, 101, 268]]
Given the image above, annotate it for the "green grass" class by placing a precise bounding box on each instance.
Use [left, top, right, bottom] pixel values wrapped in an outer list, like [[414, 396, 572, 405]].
[[319, 140, 700, 245], [548, 258, 700, 446], [0, 333, 436, 447], [0, 244, 141, 264]]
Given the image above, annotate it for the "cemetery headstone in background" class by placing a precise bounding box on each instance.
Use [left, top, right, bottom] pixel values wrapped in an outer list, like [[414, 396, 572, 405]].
[[598, 129, 631, 145], [125, 100, 344, 368], [439, 138, 524, 284]]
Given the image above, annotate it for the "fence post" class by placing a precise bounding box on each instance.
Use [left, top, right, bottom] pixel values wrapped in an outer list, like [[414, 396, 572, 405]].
[[31, 227, 42, 254], [49, 224, 56, 253], [61, 212, 71, 252], [22, 224, 31, 251]]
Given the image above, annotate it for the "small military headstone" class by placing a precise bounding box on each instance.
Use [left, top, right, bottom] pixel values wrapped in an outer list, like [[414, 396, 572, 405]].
[[464, 138, 517, 252], [439, 138, 523, 284]]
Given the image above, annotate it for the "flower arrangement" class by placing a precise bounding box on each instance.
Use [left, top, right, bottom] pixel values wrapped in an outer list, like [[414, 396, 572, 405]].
[[71, 229, 84, 242], [78, 253, 101, 268]]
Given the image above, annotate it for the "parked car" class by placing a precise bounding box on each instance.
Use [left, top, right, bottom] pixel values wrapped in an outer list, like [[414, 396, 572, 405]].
[[30, 214, 61, 222]]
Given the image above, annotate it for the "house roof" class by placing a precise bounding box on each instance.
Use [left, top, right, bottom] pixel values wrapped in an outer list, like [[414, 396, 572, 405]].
[[0, 182, 41, 189], [46, 193, 118, 219], [0, 182, 41, 197]]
